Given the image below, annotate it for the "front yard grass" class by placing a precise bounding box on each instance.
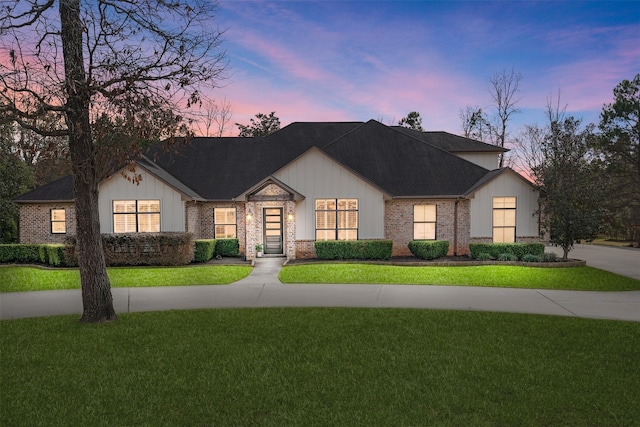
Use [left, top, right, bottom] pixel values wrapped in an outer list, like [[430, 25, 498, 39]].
[[279, 264, 640, 291], [2, 308, 639, 426], [0, 265, 252, 293]]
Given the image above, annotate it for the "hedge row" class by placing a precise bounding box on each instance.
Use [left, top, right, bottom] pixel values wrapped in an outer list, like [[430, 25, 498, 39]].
[[66, 233, 194, 266], [0, 244, 70, 266], [408, 240, 449, 260], [469, 242, 545, 260], [314, 240, 393, 260]]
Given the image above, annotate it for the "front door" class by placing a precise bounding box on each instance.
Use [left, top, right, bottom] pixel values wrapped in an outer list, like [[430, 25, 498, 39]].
[[263, 208, 284, 255]]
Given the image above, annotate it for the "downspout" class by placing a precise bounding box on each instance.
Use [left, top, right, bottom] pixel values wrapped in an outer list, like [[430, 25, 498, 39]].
[[453, 199, 459, 257]]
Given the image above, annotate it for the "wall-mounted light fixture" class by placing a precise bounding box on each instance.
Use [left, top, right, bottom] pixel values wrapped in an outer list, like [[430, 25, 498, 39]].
[[246, 214, 253, 221], [287, 214, 294, 221]]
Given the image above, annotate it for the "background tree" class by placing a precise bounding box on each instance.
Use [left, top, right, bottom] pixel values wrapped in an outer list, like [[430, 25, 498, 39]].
[[461, 68, 523, 167], [488, 68, 523, 167], [598, 74, 640, 247], [398, 111, 424, 131], [0, 122, 34, 243], [236, 112, 281, 137], [530, 109, 606, 260], [460, 106, 490, 141], [195, 98, 233, 137], [1, 0, 228, 322]]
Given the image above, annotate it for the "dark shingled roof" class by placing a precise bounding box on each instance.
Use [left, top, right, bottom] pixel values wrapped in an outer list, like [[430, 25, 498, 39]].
[[16, 120, 514, 202], [392, 126, 508, 152], [13, 175, 74, 202], [322, 120, 490, 197]]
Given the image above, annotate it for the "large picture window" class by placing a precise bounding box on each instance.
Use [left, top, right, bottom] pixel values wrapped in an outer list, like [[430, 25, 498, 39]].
[[51, 209, 66, 234], [315, 198, 358, 240], [413, 205, 436, 240], [214, 208, 237, 238], [113, 200, 160, 233], [493, 197, 516, 243]]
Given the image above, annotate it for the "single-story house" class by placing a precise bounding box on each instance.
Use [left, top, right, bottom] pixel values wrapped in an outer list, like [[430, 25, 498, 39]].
[[14, 119, 541, 259]]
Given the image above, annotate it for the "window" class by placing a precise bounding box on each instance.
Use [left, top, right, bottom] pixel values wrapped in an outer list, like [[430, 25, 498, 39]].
[[493, 197, 516, 243], [315, 198, 358, 240], [51, 209, 66, 234], [214, 208, 237, 238], [414, 205, 436, 240], [113, 200, 160, 233]]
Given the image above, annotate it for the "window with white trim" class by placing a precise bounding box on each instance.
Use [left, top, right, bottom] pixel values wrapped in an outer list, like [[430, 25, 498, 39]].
[[493, 197, 516, 243], [413, 205, 436, 240], [51, 209, 66, 234], [113, 200, 160, 233], [214, 208, 237, 238], [315, 198, 358, 240]]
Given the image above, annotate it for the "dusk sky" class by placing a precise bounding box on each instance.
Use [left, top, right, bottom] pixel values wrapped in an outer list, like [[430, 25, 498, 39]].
[[212, 0, 639, 136]]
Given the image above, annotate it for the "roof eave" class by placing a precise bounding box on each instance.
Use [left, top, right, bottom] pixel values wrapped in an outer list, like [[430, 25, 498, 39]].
[[392, 195, 467, 200], [13, 199, 74, 204]]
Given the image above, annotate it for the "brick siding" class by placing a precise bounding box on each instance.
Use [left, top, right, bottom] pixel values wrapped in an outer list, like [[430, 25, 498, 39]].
[[295, 240, 317, 259], [19, 203, 76, 244], [384, 199, 471, 256]]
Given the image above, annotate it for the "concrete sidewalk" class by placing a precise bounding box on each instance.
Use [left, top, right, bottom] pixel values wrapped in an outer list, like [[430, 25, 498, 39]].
[[2, 257, 639, 322]]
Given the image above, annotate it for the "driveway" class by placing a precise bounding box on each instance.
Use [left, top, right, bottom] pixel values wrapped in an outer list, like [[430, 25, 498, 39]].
[[547, 243, 640, 280]]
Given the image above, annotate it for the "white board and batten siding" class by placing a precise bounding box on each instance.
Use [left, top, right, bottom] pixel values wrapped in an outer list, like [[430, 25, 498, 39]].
[[455, 152, 500, 170], [470, 171, 539, 238], [273, 147, 386, 240], [98, 169, 186, 234]]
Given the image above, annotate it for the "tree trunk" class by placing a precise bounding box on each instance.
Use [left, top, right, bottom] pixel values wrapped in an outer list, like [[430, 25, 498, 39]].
[[60, 0, 116, 322]]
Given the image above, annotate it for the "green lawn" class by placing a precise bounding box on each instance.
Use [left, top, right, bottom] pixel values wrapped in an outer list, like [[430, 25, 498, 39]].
[[280, 264, 640, 291], [2, 308, 639, 426], [0, 265, 252, 293]]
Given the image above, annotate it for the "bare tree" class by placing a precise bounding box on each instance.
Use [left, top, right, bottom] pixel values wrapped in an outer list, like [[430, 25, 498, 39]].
[[488, 68, 523, 167], [194, 97, 233, 137], [513, 92, 566, 176], [1, 0, 228, 322]]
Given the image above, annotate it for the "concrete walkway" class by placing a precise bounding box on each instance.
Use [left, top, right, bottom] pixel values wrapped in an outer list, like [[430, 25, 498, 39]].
[[1, 255, 639, 322]]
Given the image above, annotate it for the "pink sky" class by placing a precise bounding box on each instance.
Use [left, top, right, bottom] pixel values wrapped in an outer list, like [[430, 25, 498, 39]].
[[206, 1, 639, 136]]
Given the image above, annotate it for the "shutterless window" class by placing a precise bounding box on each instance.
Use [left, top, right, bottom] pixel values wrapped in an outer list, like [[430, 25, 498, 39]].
[[493, 197, 516, 243], [315, 199, 358, 240], [51, 209, 66, 234], [414, 205, 436, 240], [113, 200, 160, 233], [214, 208, 237, 238]]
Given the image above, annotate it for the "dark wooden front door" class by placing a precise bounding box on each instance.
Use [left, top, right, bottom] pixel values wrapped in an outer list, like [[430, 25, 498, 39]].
[[263, 208, 283, 255]]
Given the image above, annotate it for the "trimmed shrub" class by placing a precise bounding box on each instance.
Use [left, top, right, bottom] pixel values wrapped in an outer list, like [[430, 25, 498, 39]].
[[0, 244, 42, 263], [0, 244, 72, 266], [542, 252, 558, 263], [469, 242, 544, 260], [66, 233, 194, 266], [497, 253, 519, 261], [215, 239, 240, 257], [45, 244, 68, 267], [314, 240, 393, 260], [194, 239, 217, 263], [408, 240, 449, 260]]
